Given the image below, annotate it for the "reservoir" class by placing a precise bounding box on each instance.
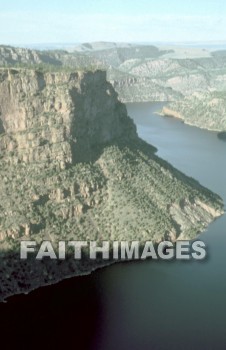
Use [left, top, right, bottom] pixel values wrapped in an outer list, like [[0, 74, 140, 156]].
[[92, 102, 226, 350], [1, 103, 226, 350]]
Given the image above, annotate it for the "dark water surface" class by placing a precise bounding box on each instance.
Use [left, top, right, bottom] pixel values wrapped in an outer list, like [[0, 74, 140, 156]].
[[1, 103, 226, 350]]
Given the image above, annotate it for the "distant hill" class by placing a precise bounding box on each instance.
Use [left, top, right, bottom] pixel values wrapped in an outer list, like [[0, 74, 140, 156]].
[[1, 42, 226, 131]]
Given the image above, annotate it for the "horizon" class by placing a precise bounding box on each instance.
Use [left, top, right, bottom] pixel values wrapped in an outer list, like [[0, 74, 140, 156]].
[[2, 40, 226, 52]]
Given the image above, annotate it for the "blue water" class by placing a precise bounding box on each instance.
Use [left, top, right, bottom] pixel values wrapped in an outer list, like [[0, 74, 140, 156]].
[[2, 102, 226, 350], [92, 102, 226, 350]]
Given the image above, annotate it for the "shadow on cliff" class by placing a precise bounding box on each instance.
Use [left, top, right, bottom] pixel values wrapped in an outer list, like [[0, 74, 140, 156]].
[[70, 135, 157, 165], [0, 117, 5, 134]]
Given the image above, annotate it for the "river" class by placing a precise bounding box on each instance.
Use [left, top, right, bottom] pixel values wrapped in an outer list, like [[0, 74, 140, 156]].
[[92, 102, 226, 350], [1, 102, 226, 350]]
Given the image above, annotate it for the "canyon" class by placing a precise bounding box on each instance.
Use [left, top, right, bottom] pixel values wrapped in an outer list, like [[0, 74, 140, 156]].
[[0, 45, 225, 300]]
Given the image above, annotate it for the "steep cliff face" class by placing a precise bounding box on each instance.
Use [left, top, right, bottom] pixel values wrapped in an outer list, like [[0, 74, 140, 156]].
[[108, 69, 182, 102], [1, 44, 226, 132], [0, 69, 136, 165], [0, 46, 42, 65], [0, 68, 224, 300]]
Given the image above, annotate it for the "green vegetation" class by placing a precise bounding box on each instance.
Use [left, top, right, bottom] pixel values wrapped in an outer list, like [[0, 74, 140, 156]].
[[165, 91, 226, 131], [0, 62, 102, 73], [0, 59, 224, 299]]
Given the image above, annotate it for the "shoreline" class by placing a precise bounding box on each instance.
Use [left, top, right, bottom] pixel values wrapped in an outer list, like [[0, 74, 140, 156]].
[[160, 106, 225, 133]]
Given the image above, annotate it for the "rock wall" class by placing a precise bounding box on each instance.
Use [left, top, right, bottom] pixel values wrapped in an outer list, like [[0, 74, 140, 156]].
[[0, 68, 136, 166], [0, 67, 224, 301]]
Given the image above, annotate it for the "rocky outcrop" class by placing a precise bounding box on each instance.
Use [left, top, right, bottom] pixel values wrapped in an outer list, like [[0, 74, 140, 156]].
[[0, 45, 63, 66], [0, 68, 224, 301], [1, 44, 226, 131], [0, 68, 135, 165], [109, 74, 182, 102]]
